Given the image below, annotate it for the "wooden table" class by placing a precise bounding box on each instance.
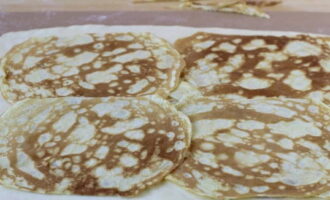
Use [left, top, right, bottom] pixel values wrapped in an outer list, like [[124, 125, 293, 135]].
[[0, 0, 329, 12]]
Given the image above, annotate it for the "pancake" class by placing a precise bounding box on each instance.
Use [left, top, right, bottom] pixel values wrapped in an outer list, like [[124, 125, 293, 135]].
[[175, 32, 330, 104], [133, 0, 269, 18], [0, 95, 191, 196], [0, 32, 184, 103], [246, 0, 282, 6], [182, 0, 269, 18], [168, 96, 330, 199]]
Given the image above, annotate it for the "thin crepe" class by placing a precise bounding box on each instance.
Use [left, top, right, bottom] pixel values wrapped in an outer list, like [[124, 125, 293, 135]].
[[168, 96, 330, 199], [0, 95, 191, 196]]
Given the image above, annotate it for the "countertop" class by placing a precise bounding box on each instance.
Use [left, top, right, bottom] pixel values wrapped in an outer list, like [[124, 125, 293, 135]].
[[0, 0, 329, 12]]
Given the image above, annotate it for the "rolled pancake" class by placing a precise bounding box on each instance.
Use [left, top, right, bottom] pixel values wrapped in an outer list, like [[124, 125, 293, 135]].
[[0, 95, 191, 196], [175, 32, 330, 104], [168, 96, 330, 199], [0, 32, 184, 103]]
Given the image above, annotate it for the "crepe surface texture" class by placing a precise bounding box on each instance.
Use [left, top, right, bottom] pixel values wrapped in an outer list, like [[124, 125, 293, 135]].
[[0, 32, 184, 103], [1, 25, 330, 200], [0, 96, 191, 196], [175, 32, 330, 105], [168, 96, 330, 199]]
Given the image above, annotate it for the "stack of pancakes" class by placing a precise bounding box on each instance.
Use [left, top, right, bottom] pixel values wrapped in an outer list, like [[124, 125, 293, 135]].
[[0, 25, 329, 199]]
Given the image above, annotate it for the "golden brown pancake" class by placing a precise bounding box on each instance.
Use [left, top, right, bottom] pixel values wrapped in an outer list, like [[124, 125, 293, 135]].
[[168, 96, 330, 199], [0, 96, 191, 196], [175, 32, 330, 104], [0, 32, 184, 103]]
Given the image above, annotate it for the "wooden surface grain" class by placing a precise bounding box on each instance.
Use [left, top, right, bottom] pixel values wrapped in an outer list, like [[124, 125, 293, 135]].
[[0, 0, 329, 12]]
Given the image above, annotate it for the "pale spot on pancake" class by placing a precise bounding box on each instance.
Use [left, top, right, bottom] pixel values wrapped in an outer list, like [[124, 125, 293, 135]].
[[102, 48, 126, 57], [54, 178, 72, 192], [85, 64, 122, 84], [113, 50, 151, 63], [267, 73, 285, 80], [284, 41, 321, 57], [231, 129, 250, 137], [242, 39, 268, 51], [95, 146, 109, 159], [324, 141, 330, 151], [228, 54, 245, 67], [61, 144, 88, 156], [194, 151, 218, 168], [252, 186, 270, 193], [212, 42, 236, 53], [127, 64, 141, 73], [237, 120, 265, 131], [63, 67, 79, 77], [56, 51, 98, 68], [249, 103, 297, 118], [275, 154, 325, 186], [308, 105, 319, 113], [268, 119, 321, 138], [84, 158, 97, 168], [201, 142, 215, 151], [51, 65, 65, 74], [216, 134, 243, 145], [217, 153, 228, 160], [238, 77, 273, 90], [283, 70, 312, 91], [91, 100, 130, 119], [56, 87, 73, 96], [71, 165, 80, 173], [262, 52, 288, 61], [23, 56, 43, 69], [0, 157, 10, 169], [124, 130, 145, 140], [222, 166, 243, 176], [193, 119, 235, 138], [92, 60, 103, 69], [25, 69, 57, 83], [193, 40, 215, 51], [278, 138, 294, 150], [256, 52, 288, 72], [38, 133, 52, 145], [174, 141, 185, 151], [298, 140, 322, 152], [120, 154, 138, 167], [127, 79, 149, 94], [320, 58, 330, 72], [128, 43, 143, 49], [68, 122, 95, 143], [52, 111, 77, 132], [166, 132, 175, 140], [117, 140, 142, 152], [93, 43, 104, 50], [234, 151, 270, 167], [11, 53, 23, 64], [78, 81, 95, 90], [255, 61, 272, 71], [17, 150, 45, 180], [252, 144, 265, 150], [234, 184, 250, 194], [192, 170, 228, 195], [15, 136, 25, 143]]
